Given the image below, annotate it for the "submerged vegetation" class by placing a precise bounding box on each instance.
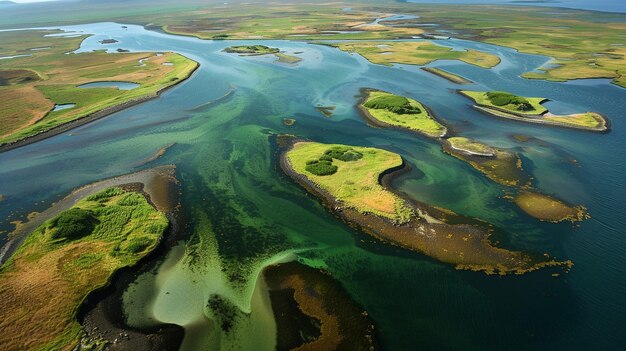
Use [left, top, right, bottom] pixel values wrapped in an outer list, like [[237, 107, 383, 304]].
[[359, 90, 447, 138], [265, 261, 378, 350], [0, 187, 167, 351], [515, 191, 589, 223]]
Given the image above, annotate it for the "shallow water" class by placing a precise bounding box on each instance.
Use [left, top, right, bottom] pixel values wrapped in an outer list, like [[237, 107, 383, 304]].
[[0, 22, 625, 350], [78, 81, 139, 90]]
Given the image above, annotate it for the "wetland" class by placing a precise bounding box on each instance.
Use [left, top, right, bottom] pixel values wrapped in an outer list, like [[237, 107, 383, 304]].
[[0, 4, 625, 350]]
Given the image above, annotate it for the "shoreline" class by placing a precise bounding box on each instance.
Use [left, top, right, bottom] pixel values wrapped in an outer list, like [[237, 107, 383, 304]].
[[355, 87, 449, 139], [0, 58, 200, 154]]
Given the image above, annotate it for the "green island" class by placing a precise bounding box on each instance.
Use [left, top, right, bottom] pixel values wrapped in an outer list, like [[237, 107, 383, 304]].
[[0, 187, 168, 351], [281, 138, 570, 275], [223, 45, 279, 55], [443, 137, 529, 187], [265, 261, 378, 351], [0, 30, 198, 149], [283, 117, 296, 126], [515, 191, 589, 223], [358, 89, 447, 138], [331, 41, 501, 69], [421, 67, 472, 84], [224, 45, 302, 64], [460, 90, 608, 131]]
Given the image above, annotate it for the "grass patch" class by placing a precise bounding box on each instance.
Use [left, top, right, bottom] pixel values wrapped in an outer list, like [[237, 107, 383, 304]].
[[287, 141, 412, 223], [274, 52, 302, 64], [360, 90, 447, 138], [332, 41, 500, 68], [461, 90, 547, 115], [0, 187, 168, 351]]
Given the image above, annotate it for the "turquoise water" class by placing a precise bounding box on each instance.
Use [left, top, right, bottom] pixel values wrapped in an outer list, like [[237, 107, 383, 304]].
[[0, 22, 625, 350]]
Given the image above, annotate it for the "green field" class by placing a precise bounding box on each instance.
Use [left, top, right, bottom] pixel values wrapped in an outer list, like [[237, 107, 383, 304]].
[[0, 187, 168, 351], [461, 91, 548, 115], [360, 90, 447, 138], [286, 141, 412, 223], [332, 41, 501, 69], [0, 30, 198, 147]]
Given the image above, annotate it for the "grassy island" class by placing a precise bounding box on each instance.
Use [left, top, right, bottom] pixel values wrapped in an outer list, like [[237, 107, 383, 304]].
[[332, 41, 500, 69], [223, 45, 279, 55], [281, 138, 570, 275], [0, 30, 198, 150], [224, 45, 302, 64], [515, 191, 589, 223], [460, 90, 608, 132], [358, 90, 447, 138], [0, 187, 168, 351]]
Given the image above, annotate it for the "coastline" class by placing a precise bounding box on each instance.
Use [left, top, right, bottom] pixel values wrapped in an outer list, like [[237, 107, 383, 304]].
[[0, 59, 200, 154]]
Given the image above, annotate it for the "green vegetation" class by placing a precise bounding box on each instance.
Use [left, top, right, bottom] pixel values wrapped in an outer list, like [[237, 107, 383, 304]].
[[363, 93, 421, 114], [332, 41, 501, 69], [486, 91, 533, 111], [360, 90, 447, 138], [461, 90, 547, 115], [421, 67, 472, 84], [283, 118, 296, 126], [461, 90, 607, 131], [0, 30, 198, 147], [305, 146, 364, 176], [0, 187, 168, 351], [287, 141, 412, 223], [223, 45, 279, 55]]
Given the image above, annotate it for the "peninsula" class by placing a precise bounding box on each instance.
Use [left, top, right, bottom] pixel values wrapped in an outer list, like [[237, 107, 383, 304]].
[[460, 91, 608, 132]]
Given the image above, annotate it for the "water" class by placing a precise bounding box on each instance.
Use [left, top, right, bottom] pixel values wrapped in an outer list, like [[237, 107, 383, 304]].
[[406, 0, 626, 13], [52, 103, 75, 111], [78, 81, 140, 90], [0, 22, 625, 350]]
